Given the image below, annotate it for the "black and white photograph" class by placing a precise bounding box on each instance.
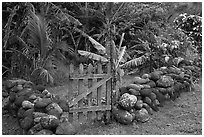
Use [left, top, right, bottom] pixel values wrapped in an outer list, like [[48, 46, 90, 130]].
[[1, 1, 202, 135]]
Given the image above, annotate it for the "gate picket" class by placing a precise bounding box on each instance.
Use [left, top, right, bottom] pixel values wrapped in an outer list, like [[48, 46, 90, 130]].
[[78, 63, 85, 123]]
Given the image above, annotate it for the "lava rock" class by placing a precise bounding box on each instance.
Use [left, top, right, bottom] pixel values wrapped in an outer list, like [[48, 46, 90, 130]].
[[60, 112, 69, 122], [156, 75, 174, 88], [46, 103, 63, 118], [119, 93, 137, 110], [157, 87, 168, 95], [139, 88, 152, 97], [9, 92, 16, 103], [149, 71, 163, 81], [141, 73, 151, 79], [146, 80, 156, 88], [58, 100, 69, 112], [33, 112, 48, 118], [17, 107, 26, 119], [40, 115, 60, 129], [35, 129, 53, 135], [11, 84, 23, 92], [27, 123, 43, 135], [22, 100, 34, 109], [34, 98, 52, 108], [142, 103, 153, 115], [2, 97, 10, 109], [112, 105, 134, 125], [143, 97, 152, 106], [15, 95, 27, 107], [129, 88, 140, 96], [134, 108, 150, 122], [17, 88, 33, 97], [134, 100, 143, 110], [20, 116, 34, 130], [148, 92, 157, 100], [133, 76, 150, 84], [23, 108, 34, 118], [34, 117, 42, 124], [2, 91, 9, 97], [152, 88, 166, 107]]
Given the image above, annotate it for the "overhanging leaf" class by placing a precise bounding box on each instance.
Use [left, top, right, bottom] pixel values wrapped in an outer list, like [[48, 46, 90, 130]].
[[120, 53, 150, 69], [78, 50, 108, 63], [87, 36, 106, 55]]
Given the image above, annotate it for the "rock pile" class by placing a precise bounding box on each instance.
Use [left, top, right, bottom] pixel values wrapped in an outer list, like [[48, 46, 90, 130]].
[[113, 66, 192, 124], [2, 79, 77, 135]]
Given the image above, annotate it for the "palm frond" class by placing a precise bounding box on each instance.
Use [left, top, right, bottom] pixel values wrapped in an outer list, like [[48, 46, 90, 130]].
[[78, 50, 108, 63], [120, 53, 150, 69], [49, 2, 82, 26], [40, 68, 54, 84], [25, 9, 50, 59]]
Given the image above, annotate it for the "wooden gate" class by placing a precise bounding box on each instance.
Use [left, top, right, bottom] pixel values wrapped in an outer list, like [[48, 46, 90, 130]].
[[49, 62, 113, 123]]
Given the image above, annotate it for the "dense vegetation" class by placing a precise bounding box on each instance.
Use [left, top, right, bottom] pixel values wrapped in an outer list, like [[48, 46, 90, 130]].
[[2, 2, 202, 86]]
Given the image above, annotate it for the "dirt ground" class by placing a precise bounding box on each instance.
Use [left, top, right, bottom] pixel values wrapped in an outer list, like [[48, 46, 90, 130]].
[[1, 76, 202, 135]]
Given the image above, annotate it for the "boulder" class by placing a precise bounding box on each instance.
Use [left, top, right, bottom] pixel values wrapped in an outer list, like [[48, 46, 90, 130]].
[[142, 103, 153, 115], [119, 93, 137, 110], [139, 88, 152, 97], [149, 71, 163, 81], [134, 108, 150, 122], [17, 88, 33, 97], [22, 100, 34, 109], [2, 91, 9, 98], [156, 75, 174, 88], [20, 116, 34, 130], [15, 95, 26, 107], [46, 103, 63, 118], [35, 129, 53, 135], [146, 80, 156, 88], [133, 76, 150, 84], [60, 112, 69, 122], [58, 100, 69, 112], [23, 109, 34, 118], [34, 98, 52, 108], [9, 92, 16, 103], [55, 121, 78, 135], [11, 84, 23, 92], [152, 88, 166, 107], [40, 115, 60, 129], [27, 123, 43, 135], [112, 105, 134, 125], [2, 97, 10, 109], [129, 88, 140, 96], [134, 100, 143, 110], [33, 112, 48, 118], [17, 107, 26, 119], [34, 117, 42, 124]]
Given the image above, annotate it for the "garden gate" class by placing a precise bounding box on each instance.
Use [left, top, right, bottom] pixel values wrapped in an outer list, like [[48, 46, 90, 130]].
[[48, 62, 115, 123]]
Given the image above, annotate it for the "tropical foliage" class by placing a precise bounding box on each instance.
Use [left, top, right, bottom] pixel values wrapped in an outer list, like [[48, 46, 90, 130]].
[[2, 2, 202, 85]]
